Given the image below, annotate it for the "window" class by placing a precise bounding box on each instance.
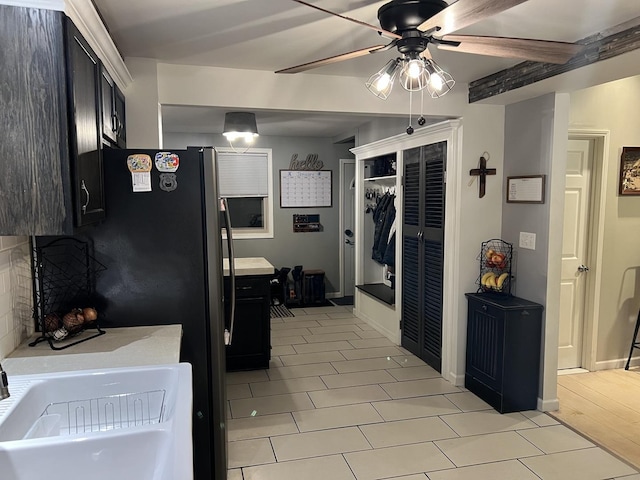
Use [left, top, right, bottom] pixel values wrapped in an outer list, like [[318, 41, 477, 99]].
[[216, 147, 273, 239]]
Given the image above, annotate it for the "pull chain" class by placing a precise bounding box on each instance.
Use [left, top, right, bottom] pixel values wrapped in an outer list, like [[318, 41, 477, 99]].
[[418, 88, 426, 126], [407, 89, 414, 135]]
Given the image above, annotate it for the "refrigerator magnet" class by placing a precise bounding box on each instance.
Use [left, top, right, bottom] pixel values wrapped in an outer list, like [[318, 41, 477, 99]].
[[155, 152, 180, 172], [159, 173, 177, 192], [127, 154, 153, 192]]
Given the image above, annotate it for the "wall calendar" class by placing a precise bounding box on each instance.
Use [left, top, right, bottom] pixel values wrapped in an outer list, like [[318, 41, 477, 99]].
[[280, 170, 332, 208]]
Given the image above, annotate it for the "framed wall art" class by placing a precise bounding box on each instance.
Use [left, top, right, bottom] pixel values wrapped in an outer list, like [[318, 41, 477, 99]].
[[506, 175, 546, 204], [619, 147, 640, 195]]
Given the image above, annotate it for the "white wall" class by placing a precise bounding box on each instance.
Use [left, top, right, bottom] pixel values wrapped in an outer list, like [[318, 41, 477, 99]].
[[570, 75, 640, 367], [0, 236, 33, 360]]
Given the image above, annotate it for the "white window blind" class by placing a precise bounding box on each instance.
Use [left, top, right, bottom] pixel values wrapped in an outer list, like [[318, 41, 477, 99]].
[[217, 151, 269, 197]]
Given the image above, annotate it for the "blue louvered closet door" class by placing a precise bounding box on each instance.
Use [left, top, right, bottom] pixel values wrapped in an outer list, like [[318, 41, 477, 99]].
[[401, 142, 446, 372]]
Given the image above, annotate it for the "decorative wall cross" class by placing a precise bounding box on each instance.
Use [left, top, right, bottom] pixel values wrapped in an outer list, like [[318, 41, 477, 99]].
[[469, 155, 496, 198]]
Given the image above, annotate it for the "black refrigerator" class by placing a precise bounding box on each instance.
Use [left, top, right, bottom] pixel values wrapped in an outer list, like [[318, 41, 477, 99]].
[[82, 147, 229, 480]]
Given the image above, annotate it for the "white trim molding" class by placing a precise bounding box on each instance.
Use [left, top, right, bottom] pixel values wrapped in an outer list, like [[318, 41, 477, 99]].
[[65, 0, 132, 89], [566, 129, 610, 373], [351, 119, 463, 383]]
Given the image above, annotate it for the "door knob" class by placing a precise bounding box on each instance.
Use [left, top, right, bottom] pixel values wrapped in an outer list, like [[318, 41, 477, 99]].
[[578, 265, 590, 272]]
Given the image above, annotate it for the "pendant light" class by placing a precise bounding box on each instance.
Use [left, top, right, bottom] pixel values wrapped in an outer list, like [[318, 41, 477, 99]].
[[223, 112, 259, 151]]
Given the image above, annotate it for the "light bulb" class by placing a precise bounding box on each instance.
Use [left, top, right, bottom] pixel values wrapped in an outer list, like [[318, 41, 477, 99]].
[[407, 59, 424, 79], [429, 72, 444, 91], [375, 74, 391, 92], [223, 132, 258, 142]]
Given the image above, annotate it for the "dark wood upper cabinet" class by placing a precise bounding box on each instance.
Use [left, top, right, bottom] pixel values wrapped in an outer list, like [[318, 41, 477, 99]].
[[0, 5, 124, 235], [66, 19, 105, 227], [101, 66, 118, 146], [101, 65, 127, 148]]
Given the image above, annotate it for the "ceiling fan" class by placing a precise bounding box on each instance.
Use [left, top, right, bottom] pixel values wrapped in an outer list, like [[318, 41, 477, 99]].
[[276, 0, 585, 94]]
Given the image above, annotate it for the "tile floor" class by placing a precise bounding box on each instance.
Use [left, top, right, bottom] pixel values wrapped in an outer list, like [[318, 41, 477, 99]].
[[226, 306, 639, 480]]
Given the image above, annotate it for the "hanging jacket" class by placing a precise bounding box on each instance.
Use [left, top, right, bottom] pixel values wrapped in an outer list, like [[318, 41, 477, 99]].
[[372, 193, 395, 264]]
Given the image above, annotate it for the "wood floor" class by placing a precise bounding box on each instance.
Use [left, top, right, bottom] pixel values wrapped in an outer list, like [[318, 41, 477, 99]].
[[550, 368, 640, 470]]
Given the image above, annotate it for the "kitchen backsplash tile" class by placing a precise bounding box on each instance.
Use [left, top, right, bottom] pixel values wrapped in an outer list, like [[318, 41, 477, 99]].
[[0, 236, 32, 361]]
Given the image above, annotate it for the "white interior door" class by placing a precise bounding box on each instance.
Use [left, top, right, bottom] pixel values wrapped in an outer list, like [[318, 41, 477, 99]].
[[340, 160, 356, 297], [558, 138, 594, 370]]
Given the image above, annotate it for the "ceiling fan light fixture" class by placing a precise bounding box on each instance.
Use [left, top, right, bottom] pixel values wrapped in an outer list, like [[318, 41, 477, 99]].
[[365, 58, 401, 100], [424, 59, 455, 98], [399, 55, 429, 92], [223, 112, 259, 142]]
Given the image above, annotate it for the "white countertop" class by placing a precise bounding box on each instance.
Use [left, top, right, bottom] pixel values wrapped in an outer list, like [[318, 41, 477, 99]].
[[3, 325, 182, 376], [223, 257, 275, 276]]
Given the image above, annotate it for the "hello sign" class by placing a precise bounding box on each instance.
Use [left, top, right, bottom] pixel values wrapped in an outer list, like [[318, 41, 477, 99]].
[[289, 153, 324, 170]]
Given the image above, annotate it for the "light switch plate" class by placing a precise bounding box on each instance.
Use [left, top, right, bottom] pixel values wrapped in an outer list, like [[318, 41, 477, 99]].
[[519, 232, 536, 250]]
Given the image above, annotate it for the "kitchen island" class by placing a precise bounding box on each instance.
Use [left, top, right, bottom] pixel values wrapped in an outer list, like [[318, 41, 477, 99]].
[[223, 257, 274, 371], [3, 325, 182, 375]]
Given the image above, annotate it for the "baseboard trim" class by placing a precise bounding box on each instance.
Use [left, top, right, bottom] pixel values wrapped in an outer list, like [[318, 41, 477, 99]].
[[447, 371, 465, 387], [594, 357, 635, 371], [538, 397, 560, 412]]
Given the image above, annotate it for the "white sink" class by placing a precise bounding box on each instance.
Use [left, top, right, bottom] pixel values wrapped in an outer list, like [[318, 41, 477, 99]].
[[0, 364, 193, 480]]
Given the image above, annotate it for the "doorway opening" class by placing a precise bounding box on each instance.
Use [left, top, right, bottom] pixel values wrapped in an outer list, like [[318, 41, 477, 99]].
[[558, 130, 609, 373], [338, 158, 356, 303]]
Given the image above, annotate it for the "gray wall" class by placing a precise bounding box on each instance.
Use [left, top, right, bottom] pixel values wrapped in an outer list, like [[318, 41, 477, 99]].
[[502, 93, 570, 407], [502, 94, 558, 304], [163, 132, 354, 295]]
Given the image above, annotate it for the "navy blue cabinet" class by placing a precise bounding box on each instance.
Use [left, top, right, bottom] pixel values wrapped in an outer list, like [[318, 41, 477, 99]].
[[465, 293, 543, 413], [225, 275, 271, 371]]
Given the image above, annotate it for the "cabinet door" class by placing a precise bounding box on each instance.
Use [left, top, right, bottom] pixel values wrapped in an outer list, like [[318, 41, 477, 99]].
[[114, 84, 126, 148], [226, 296, 270, 371], [401, 148, 422, 356], [66, 20, 105, 226], [0, 7, 72, 235], [401, 143, 446, 372], [100, 65, 126, 148], [100, 66, 117, 145], [421, 142, 446, 372], [466, 299, 505, 391]]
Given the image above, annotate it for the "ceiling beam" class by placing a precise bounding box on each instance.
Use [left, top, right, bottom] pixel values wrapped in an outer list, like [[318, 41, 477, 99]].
[[468, 17, 640, 103]]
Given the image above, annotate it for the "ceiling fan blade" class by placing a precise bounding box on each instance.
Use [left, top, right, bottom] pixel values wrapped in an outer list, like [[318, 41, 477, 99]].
[[419, 0, 529, 36], [291, 0, 401, 39], [276, 45, 386, 74], [438, 35, 584, 64]]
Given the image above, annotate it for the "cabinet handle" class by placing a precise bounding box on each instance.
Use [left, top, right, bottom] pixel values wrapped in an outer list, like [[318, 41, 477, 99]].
[[111, 113, 118, 133], [237, 286, 253, 290], [81, 180, 90, 214]]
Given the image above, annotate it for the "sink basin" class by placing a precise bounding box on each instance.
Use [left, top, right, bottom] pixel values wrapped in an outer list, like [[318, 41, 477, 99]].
[[0, 364, 192, 480]]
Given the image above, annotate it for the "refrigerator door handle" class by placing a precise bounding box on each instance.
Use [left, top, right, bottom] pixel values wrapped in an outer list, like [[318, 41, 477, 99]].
[[221, 197, 236, 345]]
